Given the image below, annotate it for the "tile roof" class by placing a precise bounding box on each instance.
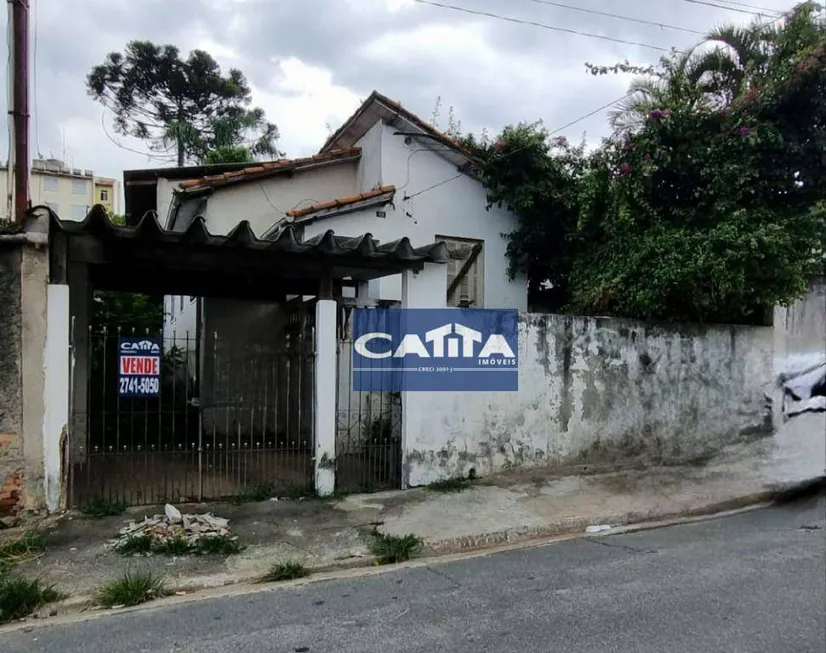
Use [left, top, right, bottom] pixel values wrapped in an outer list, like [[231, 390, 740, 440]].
[[287, 185, 396, 219], [178, 148, 362, 192], [321, 91, 481, 164], [44, 204, 449, 265]]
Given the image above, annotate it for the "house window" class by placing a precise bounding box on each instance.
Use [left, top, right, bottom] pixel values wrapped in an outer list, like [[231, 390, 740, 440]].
[[69, 204, 88, 220], [71, 179, 87, 195], [99, 189, 109, 202], [42, 176, 58, 192], [438, 236, 484, 308], [45, 202, 59, 214]]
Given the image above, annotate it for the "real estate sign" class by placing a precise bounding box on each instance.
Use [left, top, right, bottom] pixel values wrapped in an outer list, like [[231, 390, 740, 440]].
[[352, 308, 518, 392], [118, 337, 162, 397]]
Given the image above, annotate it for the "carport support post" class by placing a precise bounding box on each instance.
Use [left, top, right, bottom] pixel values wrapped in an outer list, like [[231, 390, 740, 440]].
[[314, 281, 337, 496]]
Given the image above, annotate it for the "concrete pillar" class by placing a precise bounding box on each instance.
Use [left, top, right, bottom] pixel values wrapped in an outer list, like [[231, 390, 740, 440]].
[[43, 285, 70, 511], [68, 264, 90, 464], [400, 263, 448, 488], [314, 299, 337, 495]]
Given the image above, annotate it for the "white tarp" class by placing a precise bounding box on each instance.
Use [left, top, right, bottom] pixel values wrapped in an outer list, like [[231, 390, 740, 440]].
[[777, 353, 826, 418]]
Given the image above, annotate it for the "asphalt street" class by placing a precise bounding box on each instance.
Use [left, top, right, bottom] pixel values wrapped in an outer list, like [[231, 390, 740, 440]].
[[2, 493, 824, 653]]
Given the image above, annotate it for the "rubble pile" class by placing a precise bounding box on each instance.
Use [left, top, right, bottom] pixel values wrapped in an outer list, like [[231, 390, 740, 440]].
[[110, 504, 239, 554]]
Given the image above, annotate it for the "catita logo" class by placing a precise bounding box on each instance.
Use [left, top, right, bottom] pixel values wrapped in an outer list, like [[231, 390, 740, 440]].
[[355, 322, 515, 361], [352, 308, 518, 392], [119, 339, 161, 355]]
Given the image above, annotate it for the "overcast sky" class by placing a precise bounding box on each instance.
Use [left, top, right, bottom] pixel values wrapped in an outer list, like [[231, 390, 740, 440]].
[[0, 0, 792, 183]]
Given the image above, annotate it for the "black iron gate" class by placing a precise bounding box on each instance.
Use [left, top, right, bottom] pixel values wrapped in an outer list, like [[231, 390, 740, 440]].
[[334, 305, 403, 493], [68, 297, 316, 507]]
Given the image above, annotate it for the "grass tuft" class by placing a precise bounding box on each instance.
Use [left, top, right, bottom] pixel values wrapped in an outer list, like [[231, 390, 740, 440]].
[[262, 560, 310, 582], [97, 572, 168, 608], [426, 478, 472, 493], [368, 531, 423, 565], [113, 534, 153, 556], [115, 533, 243, 557], [81, 495, 128, 518], [195, 534, 243, 555], [0, 531, 47, 567], [0, 574, 64, 623]]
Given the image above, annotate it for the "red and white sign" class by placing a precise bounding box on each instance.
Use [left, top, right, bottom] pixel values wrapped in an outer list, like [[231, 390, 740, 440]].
[[119, 356, 160, 376]]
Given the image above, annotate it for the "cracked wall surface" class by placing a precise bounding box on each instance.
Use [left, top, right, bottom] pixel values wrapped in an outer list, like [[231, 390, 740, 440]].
[[0, 245, 24, 515], [0, 243, 49, 516], [404, 313, 774, 487]]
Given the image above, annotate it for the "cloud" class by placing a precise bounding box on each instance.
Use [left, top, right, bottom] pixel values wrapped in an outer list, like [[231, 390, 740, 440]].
[[0, 0, 791, 186]]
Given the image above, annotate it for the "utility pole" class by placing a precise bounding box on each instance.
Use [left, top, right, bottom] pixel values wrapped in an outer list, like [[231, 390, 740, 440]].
[[9, 0, 29, 222]]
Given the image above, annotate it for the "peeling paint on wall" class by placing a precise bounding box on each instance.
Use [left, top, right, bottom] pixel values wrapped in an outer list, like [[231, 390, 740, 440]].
[[403, 313, 775, 487], [0, 245, 24, 516]]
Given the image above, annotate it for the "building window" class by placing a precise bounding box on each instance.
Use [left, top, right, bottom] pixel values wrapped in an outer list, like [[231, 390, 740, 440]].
[[71, 179, 87, 195], [43, 176, 58, 192], [99, 189, 109, 202], [45, 202, 59, 214], [438, 236, 484, 308], [69, 204, 88, 220]]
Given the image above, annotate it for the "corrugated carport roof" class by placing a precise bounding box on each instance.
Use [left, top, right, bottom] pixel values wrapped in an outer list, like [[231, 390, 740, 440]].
[[45, 205, 448, 299]]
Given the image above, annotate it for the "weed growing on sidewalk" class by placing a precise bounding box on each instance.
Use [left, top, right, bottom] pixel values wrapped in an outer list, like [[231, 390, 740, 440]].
[[97, 572, 169, 608], [195, 534, 243, 555], [0, 574, 63, 624], [263, 560, 310, 582], [0, 531, 46, 567], [81, 495, 128, 518], [114, 533, 243, 557], [114, 535, 154, 556], [427, 478, 472, 493], [368, 530, 423, 565]]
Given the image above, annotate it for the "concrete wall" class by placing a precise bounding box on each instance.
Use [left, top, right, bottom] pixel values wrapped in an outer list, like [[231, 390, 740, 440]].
[[402, 313, 774, 487], [774, 276, 826, 356], [0, 242, 50, 515]]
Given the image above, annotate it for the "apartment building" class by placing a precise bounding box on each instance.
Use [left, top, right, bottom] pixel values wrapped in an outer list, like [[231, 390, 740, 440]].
[[1, 158, 119, 220]]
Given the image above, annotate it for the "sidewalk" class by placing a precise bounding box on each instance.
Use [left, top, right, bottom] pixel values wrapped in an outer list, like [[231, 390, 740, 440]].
[[6, 413, 824, 610]]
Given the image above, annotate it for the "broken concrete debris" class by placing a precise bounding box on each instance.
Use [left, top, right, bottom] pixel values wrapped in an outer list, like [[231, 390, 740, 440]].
[[110, 504, 238, 554]]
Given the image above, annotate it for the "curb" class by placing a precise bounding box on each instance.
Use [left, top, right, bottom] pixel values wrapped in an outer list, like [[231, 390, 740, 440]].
[[2, 477, 822, 633], [421, 476, 826, 554]]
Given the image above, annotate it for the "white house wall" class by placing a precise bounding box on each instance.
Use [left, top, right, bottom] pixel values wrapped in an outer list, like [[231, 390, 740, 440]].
[[202, 162, 359, 237], [355, 121, 384, 193], [302, 123, 527, 310]]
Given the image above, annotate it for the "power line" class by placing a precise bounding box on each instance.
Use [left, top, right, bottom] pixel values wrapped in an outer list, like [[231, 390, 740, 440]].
[[675, 0, 774, 16], [548, 92, 635, 135], [711, 0, 783, 14], [516, 0, 703, 35], [99, 111, 175, 163], [409, 0, 674, 52]]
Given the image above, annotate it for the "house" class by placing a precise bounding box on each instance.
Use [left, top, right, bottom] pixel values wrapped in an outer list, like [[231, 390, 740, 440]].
[[125, 91, 527, 337], [118, 91, 527, 496], [0, 157, 119, 220]]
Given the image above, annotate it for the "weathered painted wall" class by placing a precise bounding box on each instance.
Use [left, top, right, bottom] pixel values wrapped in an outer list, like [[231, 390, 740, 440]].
[[0, 245, 24, 515], [774, 276, 826, 355], [403, 313, 774, 487], [21, 246, 49, 511], [0, 241, 51, 515]]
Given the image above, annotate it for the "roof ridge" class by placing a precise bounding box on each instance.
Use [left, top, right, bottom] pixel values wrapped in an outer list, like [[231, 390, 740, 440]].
[[321, 90, 479, 164]]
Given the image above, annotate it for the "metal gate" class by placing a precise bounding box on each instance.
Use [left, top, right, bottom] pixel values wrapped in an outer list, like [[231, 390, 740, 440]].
[[68, 297, 316, 507], [334, 305, 403, 493]]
